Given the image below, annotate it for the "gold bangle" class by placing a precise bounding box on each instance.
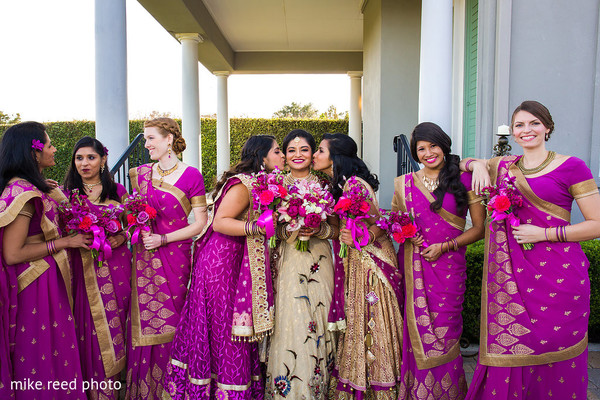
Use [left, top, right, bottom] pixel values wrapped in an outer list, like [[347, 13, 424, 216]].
[[368, 230, 375, 245]]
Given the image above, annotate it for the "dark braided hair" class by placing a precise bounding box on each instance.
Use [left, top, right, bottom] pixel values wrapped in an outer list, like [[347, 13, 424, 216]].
[[410, 122, 468, 214]]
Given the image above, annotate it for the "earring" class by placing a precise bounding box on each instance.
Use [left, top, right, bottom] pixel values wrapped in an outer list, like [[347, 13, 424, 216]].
[[168, 145, 172, 158], [101, 164, 105, 173], [545, 133, 549, 141]]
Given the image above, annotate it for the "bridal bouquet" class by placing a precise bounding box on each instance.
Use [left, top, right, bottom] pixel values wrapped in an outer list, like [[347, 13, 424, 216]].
[[251, 167, 287, 248], [375, 209, 422, 245], [278, 179, 335, 251], [333, 177, 371, 258], [59, 189, 124, 266], [123, 191, 157, 246], [481, 176, 532, 250]]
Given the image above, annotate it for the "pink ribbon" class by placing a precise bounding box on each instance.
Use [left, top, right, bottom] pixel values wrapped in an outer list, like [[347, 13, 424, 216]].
[[256, 209, 275, 239], [346, 217, 369, 251], [131, 225, 150, 245], [90, 225, 112, 261], [489, 210, 520, 232]]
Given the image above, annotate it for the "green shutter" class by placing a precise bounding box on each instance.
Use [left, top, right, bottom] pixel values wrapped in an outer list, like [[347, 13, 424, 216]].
[[462, 0, 478, 158]]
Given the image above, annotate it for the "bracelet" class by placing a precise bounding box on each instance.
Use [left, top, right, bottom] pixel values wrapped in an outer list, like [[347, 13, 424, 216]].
[[316, 223, 334, 240], [367, 230, 376, 245], [161, 234, 168, 247], [544, 228, 549, 242], [465, 159, 474, 172], [276, 224, 291, 240], [563, 226, 568, 242], [46, 239, 57, 255], [244, 221, 261, 236], [452, 238, 458, 251]]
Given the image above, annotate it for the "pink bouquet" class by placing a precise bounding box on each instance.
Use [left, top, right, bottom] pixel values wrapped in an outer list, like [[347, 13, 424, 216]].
[[481, 176, 532, 250], [333, 177, 372, 258], [278, 179, 335, 251], [375, 209, 422, 245], [251, 167, 287, 248], [123, 191, 157, 246], [59, 189, 124, 266]]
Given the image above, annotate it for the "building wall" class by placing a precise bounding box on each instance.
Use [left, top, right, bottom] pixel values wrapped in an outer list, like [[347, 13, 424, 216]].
[[477, 0, 600, 223], [363, 0, 421, 208]]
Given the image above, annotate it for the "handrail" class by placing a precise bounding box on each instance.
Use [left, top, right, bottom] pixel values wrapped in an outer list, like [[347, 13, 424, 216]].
[[110, 133, 150, 192], [393, 134, 420, 176]]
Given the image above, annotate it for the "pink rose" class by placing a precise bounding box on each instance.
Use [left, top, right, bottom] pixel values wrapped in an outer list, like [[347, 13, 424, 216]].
[[259, 190, 275, 205], [491, 195, 511, 212], [136, 211, 150, 224], [105, 219, 121, 233], [305, 213, 322, 229], [288, 205, 299, 218]]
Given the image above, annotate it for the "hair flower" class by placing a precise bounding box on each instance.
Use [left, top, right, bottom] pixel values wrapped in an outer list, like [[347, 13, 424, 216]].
[[31, 139, 44, 151], [103, 146, 109, 156]]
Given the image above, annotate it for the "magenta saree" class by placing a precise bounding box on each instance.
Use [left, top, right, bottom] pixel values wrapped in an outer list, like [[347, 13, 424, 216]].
[[68, 183, 131, 399], [393, 172, 480, 399], [164, 175, 267, 400], [466, 156, 597, 400], [330, 177, 404, 400], [126, 164, 206, 400], [0, 179, 85, 399]]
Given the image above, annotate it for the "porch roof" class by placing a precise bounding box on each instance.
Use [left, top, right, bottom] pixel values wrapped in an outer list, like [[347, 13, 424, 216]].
[[137, 0, 364, 74]]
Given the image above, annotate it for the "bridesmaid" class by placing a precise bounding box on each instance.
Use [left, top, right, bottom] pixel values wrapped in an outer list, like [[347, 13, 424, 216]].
[[463, 100, 600, 399], [0, 122, 91, 399], [313, 133, 404, 399], [63, 137, 131, 399], [164, 135, 284, 399], [393, 123, 485, 399], [265, 129, 337, 399], [126, 118, 208, 399]]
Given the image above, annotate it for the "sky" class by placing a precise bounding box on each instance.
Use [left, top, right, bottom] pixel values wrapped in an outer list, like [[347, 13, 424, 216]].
[[0, 0, 350, 122]]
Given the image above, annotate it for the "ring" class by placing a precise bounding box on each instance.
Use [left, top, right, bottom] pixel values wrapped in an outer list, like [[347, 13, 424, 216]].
[[515, 236, 520, 241]]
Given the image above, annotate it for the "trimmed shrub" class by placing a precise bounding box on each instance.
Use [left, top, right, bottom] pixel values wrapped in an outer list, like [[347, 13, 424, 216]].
[[462, 239, 600, 343], [0, 118, 348, 190]]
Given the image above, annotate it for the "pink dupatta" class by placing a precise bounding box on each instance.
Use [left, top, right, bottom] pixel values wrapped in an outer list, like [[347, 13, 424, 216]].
[[478, 156, 590, 367]]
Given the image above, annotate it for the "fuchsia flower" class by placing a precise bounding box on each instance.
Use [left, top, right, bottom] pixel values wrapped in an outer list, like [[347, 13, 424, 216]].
[[278, 178, 335, 252], [31, 139, 44, 151]]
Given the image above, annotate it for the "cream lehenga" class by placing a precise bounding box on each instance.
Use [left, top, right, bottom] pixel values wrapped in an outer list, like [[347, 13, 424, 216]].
[[265, 172, 337, 400]]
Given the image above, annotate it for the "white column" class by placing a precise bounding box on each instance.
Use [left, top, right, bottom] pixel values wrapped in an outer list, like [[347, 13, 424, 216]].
[[95, 0, 129, 159], [215, 72, 230, 176], [176, 33, 203, 169], [418, 0, 453, 132], [348, 71, 363, 157]]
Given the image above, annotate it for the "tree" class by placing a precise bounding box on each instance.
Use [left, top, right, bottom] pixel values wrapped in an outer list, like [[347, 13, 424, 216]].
[[273, 102, 319, 119], [319, 105, 348, 120], [0, 111, 21, 125]]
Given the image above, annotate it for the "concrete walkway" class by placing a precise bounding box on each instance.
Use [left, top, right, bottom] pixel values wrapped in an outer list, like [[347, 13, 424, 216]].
[[461, 343, 600, 399]]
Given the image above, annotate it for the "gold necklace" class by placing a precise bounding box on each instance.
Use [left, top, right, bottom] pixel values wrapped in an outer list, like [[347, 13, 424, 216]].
[[82, 181, 102, 192], [421, 174, 439, 192], [517, 151, 556, 175], [156, 161, 179, 186]]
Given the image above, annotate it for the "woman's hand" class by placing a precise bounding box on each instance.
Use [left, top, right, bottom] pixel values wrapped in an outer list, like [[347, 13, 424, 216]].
[[339, 228, 354, 247], [45, 179, 59, 188], [108, 233, 126, 249], [421, 243, 443, 262], [512, 224, 545, 244], [471, 160, 491, 195], [409, 233, 425, 247], [299, 225, 318, 238], [142, 232, 161, 250], [67, 233, 92, 250]]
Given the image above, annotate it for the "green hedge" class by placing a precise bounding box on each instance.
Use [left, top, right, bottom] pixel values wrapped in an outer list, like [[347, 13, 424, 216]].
[[462, 239, 600, 343], [0, 118, 348, 190]]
